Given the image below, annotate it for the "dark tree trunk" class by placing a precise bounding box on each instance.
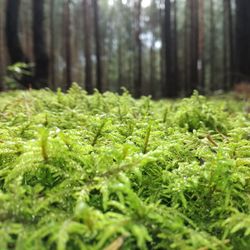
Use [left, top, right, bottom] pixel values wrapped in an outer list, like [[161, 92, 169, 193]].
[[63, 0, 72, 90], [189, 0, 199, 93], [117, 34, 123, 92], [149, 0, 158, 98], [134, 0, 142, 98], [210, 0, 215, 91], [163, 0, 172, 97], [83, 0, 93, 94], [163, 0, 178, 98], [6, 0, 28, 64], [223, 0, 233, 90], [32, 0, 49, 88], [5, 0, 32, 88], [0, 0, 4, 90], [49, 0, 56, 90], [171, 0, 178, 96], [235, 0, 250, 82], [227, 0, 234, 87], [93, 0, 103, 92], [184, 0, 191, 95], [150, 39, 156, 98], [198, 0, 205, 92], [160, 7, 166, 98]]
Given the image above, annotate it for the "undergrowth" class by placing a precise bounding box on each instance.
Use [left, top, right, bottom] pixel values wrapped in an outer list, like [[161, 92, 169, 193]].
[[0, 84, 249, 250]]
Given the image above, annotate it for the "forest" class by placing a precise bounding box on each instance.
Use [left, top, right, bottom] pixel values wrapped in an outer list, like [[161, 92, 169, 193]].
[[0, 1, 250, 250], [0, 0, 250, 97]]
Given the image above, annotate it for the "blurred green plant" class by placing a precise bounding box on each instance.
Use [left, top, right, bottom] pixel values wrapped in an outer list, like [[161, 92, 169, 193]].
[[4, 62, 33, 89]]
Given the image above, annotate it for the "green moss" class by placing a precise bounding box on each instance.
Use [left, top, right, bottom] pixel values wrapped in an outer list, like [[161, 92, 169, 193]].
[[0, 84, 249, 249]]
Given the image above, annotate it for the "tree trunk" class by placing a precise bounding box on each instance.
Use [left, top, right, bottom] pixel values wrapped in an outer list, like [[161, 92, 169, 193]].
[[210, 0, 215, 91], [171, 0, 178, 96], [134, 0, 142, 98], [198, 0, 205, 92], [117, 33, 123, 92], [150, 38, 156, 98], [223, 0, 232, 90], [83, 0, 93, 94], [189, 0, 199, 93], [6, 0, 28, 64], [0, 0, 5, 90], [184, 0, 191, 95], [235, 0, 250, 82], [63, 0, 72, 90], [160, 7, 166, 98], [227, 0, 234, 87], [5, 0, 32, 88], [32, 0, 49, 88], [93, 0, 103, 92], [49, 0, 56, 90], [164, 0, 171, 97]]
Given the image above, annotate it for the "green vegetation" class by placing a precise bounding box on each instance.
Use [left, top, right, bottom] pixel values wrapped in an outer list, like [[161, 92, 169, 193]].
[[0, 85, 249, 250]]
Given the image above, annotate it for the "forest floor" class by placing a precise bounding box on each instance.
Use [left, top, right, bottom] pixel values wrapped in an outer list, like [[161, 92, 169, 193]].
[[0, 85, 249, 250]]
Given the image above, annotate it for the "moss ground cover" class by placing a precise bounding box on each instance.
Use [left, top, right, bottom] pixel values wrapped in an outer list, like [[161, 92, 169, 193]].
[[0, 85, 250, 250]]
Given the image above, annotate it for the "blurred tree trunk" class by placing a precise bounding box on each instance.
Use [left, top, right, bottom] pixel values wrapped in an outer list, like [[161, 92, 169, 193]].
[[164, 0, 178, 98], [163, 0, 171, 97], [117, 33, 123, 92], [5, 0, 32, 88], [32, 0, 49, 88], [49, 0, 56, 89], [198, 0, 205, 92], [189, 0, 199, 93], [0, 0, 4, 90], [171, 0, 178, 96], [83, 0, 93, 93], [209, 0, 215, 91], [93, 0, 103, 92], [160, 7, 166, 98], [227, 0, 234, 87], [223, 0, 233, 90], [63, 0, 72, 90], [184, 0, 191, 95], [235, 0, 250, 82], [6, 0, 28, 64], [23, 0, 33, 61], [134, 0, 142, 98]]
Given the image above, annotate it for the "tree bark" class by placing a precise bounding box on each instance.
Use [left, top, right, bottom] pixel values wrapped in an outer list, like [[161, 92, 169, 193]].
[[6, 0, 28, 64], [32, 0, 49, 88], [5, 0, 32, 88], [117, 33, 123, 92], [235, 0, 250, 82], [83, 0, 93, 94], [134, 0, 142, 98], [209, 0, 215, 91], [189, 0, 199, 93], [49, 0, 56, 90], [63, 0, 72, 90], [198, 0, 205, 92], [93, 0, 103, 92], [164, 0, 178, 98], [0, 0, 5, 90], [227, 0, 234, 87], [184, 0, 191, 95], [171, 0, 178, 96], [223, 0, 232, 90], [160, 7, 166, 98]]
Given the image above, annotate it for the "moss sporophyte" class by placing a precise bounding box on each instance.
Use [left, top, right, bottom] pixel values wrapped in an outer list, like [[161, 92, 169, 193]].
[[0, 85, 249, 249]]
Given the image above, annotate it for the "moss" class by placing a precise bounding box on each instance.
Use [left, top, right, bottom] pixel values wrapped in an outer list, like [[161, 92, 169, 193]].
[[0, 84, 249, 249]]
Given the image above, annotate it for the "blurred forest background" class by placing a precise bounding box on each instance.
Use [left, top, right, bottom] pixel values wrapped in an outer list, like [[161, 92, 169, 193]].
[[0, 0, 250, 98]]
